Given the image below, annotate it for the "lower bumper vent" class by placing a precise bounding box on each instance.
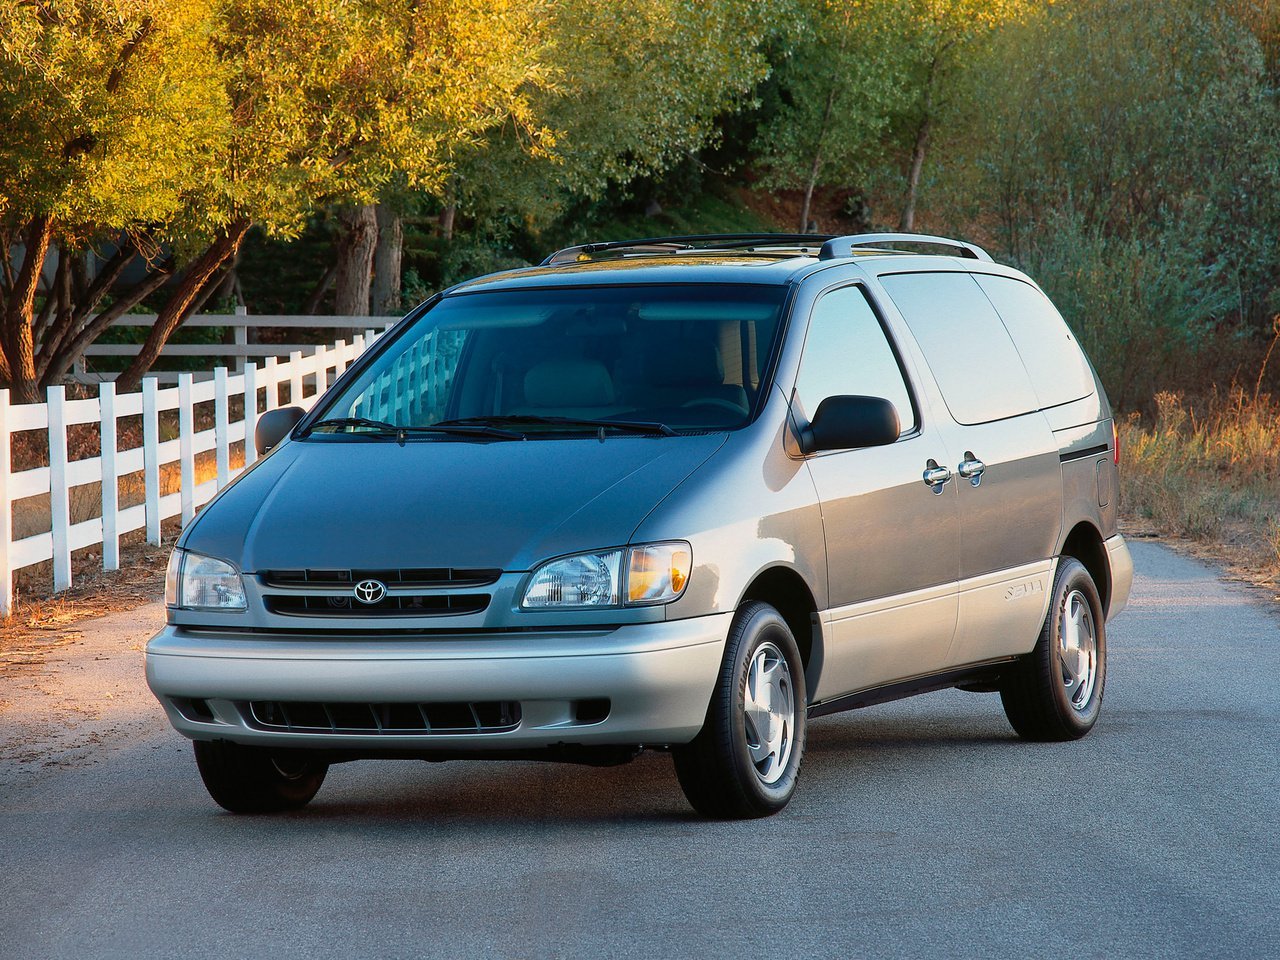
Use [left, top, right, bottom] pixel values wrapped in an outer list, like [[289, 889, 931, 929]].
[[246, 700, 520, 735]]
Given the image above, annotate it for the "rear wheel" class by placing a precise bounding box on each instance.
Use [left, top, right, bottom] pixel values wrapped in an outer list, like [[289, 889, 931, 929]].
[[1000, 557, 1106, 741], [673, 601, 806, 819], [193, 740, 328, 813]]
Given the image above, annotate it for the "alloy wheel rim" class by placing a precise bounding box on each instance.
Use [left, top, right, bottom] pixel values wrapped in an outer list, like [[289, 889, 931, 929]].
[[743, 641, 795, 785], [1059, 589, 1097, 711]]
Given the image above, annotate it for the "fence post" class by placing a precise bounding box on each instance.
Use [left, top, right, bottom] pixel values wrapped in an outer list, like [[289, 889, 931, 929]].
[[100, 382, 120, 571], [143, 378, 161, 546], [214, 366, 230, 489], [233, 304, 248, 374], [263, 356, 279, 411], [0, 390, 12, 616], [47, 385, 72, 592], [244, 362, 259, 467], [178, 373, 195, 526], [334, 339, 349, 379], [289, 350, 304, 407]]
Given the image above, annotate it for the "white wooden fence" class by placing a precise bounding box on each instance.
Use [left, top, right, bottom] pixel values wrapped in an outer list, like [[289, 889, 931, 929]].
[[0, 330, 384, 616], [75, 308, 398, 382]]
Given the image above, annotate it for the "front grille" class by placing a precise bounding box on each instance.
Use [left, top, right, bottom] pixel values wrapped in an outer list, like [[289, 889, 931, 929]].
[[260, 568, 501, 589], [258, 567, 498, 618], [264, 594, 490, 617], [246, 700, 521, 734]]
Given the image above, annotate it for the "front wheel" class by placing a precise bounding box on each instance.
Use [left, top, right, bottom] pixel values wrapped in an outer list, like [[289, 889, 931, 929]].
[[1000, 557, 1106, 741], [673, 601, 807, 819], [193, 740, 328, 813]]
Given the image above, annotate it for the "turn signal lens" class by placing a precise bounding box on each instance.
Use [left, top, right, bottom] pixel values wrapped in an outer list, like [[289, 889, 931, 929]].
[[164, 549, 182, 606], [627, 542, 693, 604]]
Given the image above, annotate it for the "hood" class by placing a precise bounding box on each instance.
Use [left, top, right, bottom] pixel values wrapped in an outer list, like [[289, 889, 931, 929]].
[[182, 433, 728, 572]]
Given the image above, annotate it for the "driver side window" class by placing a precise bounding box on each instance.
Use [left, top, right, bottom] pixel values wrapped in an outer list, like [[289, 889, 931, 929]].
[[793, 286, 916, 435]]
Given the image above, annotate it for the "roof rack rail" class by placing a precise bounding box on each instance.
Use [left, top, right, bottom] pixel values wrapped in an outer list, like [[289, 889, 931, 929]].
[[818, 233, 993, 262], [541, 233, 835, 266]]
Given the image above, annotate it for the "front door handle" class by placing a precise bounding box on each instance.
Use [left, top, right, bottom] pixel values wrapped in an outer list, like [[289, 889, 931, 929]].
[[923, 458, 952, 494], [958, 451, 986, 487]]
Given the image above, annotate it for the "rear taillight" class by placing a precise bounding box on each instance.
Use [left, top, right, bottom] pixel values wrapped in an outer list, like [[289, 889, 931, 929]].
[[1112, 421, 1120, 466]]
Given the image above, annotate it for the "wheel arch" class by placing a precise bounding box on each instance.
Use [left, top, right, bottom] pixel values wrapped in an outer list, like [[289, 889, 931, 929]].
[[737, 565, 823, 691], [1060, 521, 1111, 615]]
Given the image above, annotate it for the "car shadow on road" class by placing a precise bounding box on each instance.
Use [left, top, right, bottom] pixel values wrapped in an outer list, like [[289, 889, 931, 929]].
[[186, 709, 1026, 828]]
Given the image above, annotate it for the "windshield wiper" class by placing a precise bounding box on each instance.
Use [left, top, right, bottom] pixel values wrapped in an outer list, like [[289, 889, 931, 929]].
[[436, 415, 676, 437], [302, 416, 523, 441]]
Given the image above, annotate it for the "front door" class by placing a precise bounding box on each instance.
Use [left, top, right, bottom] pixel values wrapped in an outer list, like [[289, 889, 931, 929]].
[[791, 284, 960, 701]]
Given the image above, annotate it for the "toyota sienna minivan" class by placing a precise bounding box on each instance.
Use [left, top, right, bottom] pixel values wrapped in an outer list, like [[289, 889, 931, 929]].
[[146, 232, 1134, 819]]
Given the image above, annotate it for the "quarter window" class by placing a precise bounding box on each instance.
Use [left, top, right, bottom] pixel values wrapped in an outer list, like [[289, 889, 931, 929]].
[[793, 286, 915, 435], [973, 275, 1095, 409]]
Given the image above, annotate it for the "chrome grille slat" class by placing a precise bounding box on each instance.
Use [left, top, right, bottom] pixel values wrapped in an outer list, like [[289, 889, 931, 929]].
[[246, 700, 521, 735]]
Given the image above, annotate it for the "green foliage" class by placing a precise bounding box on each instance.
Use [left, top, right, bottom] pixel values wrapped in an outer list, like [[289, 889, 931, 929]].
[[0, 0, 230, 238], [750, 1, 905, 202], [451, 0, 780, 233]]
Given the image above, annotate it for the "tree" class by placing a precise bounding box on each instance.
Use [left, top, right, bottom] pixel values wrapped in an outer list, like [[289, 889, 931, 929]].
[[860, 0, 1036, 231], [440, 0, 779, 250], [957, 0, 1280, 406], [0, 0, 554, 399], [0, 0, 230, 402], [750, 1, 907, 233]]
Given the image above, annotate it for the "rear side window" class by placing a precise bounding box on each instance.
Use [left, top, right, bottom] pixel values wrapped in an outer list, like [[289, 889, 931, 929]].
[[793, 285, 916, 435], [973, 275, 1095, 409], [879, 272, 1038, 425]]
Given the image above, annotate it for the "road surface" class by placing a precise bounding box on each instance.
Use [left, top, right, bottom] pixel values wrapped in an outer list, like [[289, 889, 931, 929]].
[[1, 541, 1276, 959]]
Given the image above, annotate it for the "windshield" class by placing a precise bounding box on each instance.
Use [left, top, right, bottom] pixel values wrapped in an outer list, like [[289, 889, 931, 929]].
[[312, 284, 789, 435]]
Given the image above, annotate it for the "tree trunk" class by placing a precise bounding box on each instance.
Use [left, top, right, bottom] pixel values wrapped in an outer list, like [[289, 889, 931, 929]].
[[371, 205, 403, 316], [334, 204, 378, 316], [115, 219, 250, 393], [899, 113, 932, 232], [0, 216, 54, 403], [899, 56, 940, 233], [37, 238, 139, 382], [439, 201, 457, 241], [40, 258, 172, 387], [799, 88, 837, 234]]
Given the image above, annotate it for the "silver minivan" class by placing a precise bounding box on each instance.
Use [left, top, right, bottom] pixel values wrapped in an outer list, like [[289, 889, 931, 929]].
[[146, 232, 1133, 818]]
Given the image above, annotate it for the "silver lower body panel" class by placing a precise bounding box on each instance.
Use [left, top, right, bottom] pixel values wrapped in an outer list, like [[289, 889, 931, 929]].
[[1105, 533, 1134, 618]]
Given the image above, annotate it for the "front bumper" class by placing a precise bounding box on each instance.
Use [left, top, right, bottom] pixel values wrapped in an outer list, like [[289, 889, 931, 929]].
[[145, 614, 732, 751]]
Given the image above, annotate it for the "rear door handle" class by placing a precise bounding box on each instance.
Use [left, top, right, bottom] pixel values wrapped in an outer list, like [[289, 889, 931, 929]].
[[958, 451, 986, 486], [923, 459, 952, 494]]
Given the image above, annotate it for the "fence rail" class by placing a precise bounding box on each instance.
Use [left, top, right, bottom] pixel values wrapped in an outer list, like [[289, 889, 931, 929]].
[[74, 308, 399, 382], [1, 330, 384, 616]]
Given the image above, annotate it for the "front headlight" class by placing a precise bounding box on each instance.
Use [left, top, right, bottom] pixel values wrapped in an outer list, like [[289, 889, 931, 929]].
[[166, 549, 247, 611], [520, 542, 691, 609]]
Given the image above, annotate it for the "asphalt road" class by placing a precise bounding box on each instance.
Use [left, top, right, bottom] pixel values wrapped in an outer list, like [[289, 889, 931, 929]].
[[1, 541, 1277, 960]]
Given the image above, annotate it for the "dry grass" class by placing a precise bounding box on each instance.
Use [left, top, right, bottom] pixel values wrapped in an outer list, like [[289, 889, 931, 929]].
[[1120, 388, 1280, 591]]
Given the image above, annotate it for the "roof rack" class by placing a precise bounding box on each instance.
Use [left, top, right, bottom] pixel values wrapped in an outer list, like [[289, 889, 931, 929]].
[[541, 233, 835, 266], [818, 233, 993, 262]]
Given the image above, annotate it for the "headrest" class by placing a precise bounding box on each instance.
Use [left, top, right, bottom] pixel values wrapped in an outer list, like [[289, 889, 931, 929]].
[[649, 339, 725, 387], [523, 358, 616, 408]]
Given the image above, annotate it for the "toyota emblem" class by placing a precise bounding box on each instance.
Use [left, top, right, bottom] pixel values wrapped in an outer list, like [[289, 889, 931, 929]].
[[353, 579, 387, 604]]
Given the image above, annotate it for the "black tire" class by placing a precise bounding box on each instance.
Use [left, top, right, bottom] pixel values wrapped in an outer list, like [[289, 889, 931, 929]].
[[673, 601, 807, 819], [193, 740, 328, 813], [1000, 557, 1106, 741]]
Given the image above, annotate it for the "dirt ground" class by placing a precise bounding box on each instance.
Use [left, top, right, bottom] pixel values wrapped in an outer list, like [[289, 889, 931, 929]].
[[1, 537, 170, 678]]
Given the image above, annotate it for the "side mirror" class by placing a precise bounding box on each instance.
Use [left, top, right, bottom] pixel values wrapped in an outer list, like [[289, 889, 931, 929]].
[[255, 406, 306, 456], [800, 395, 900, 454]]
